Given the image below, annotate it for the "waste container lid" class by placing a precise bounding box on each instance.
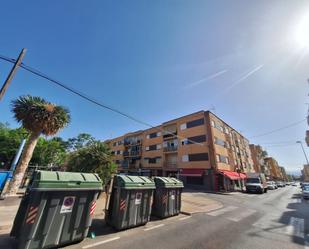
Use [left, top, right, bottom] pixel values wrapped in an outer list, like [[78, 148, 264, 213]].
[[114, 175, 155, 189], [154, 177, 184, 188], [30, 171, 103, 191]]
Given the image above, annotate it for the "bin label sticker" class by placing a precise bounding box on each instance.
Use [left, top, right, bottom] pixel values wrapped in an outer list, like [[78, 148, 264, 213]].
[[170, 190, 175, 200], [135, 192, 142, 205], [26, 206, 38, 224], [120, 199, 126, 211], [60, 196, 75, 213]]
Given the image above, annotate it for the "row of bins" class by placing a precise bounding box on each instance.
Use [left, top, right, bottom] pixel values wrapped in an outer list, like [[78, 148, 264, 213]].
[[106, 175, 183, 230], [10, 171, 183, 249]]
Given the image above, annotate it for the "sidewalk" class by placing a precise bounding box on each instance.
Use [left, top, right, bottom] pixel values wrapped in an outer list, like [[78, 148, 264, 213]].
[[181, 191, 223, 215], [0, 190, 222, 247]]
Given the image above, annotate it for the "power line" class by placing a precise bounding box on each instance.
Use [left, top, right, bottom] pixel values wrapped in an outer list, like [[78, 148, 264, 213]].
[[0, 54, 204, 146], [257, 140, 298, 145], [263, 143, 298, 148], [0, 53, 306, 147], [249, 118, 306, 138]]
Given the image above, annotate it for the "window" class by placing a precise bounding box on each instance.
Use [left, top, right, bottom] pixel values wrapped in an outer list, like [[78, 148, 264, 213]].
[[188, 135, 207, 144], [182, 135, 206, 145], [187, 118, 204, 129], [117, 141, 122, 146], [214, 137, 225, 147], [226, 141, 230, 149], [211, 120, 215, 127], [146, 144, 161, 151], [180, 123, 187, 130], [188, 153, 209, 161], [149, 132, 157, 138], [145, 157, 161, 164], [111, 151, 115, 155], [216, 154, 229, 164], [147, 132, 161, 139], [224, 127, 229, 134], [113, 142, 117, 146], [182, 155, 189, 162], [217, 125, 224, 132]]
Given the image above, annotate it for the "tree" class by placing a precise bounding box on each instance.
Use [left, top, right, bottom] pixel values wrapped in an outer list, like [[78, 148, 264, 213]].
[[7, 95, 70, 195], [66, 133, 95, 151], [66, 141, 116, 185], [31, 137, 67, 167], [0, 123, 28, 169]]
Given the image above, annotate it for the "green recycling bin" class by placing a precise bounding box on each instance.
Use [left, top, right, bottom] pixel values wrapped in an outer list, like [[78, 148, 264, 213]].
[[106, 175, 155, 230], [10, 170, 102, 249], [152, 177, 183, 218]]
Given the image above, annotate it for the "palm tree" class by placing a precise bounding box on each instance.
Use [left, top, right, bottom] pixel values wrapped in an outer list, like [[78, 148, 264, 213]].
[[7, 95, 70, 195]]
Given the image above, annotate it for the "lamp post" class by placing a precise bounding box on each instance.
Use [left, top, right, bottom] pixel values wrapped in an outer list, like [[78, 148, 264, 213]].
[[296, 141, 309, 165]]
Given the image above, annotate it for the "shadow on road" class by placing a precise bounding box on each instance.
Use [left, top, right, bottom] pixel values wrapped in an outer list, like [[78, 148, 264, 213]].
[[0, 233, 16, 249], [247, 190, 308, 247]]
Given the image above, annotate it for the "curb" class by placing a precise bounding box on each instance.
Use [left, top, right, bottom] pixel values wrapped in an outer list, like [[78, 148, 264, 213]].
[[180, 211, 192, 216], [180, 203, 224, 215]]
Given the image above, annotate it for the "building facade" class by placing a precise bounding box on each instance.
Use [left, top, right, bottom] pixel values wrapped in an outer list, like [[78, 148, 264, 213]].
[[249, 144, 271, 177], [106, 111, 255, 191], [279, 166, 288, 182], [302, 164, 309, 182], [264, 157, 282, 180]]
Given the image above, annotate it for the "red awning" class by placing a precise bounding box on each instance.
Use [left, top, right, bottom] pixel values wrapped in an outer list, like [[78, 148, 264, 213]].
[[239, 173, 247, 179], [220, 170, 246, 180], [180, 169, 204, 177]]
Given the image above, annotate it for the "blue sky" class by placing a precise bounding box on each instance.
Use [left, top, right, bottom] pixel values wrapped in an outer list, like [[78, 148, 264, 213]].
[[0, 0, 309, 173]]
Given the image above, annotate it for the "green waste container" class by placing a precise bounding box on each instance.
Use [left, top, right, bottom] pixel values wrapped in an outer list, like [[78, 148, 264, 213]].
[[152, 177, 184, 218], [10, 170, 102, 249], [106, 175, 155, 230]]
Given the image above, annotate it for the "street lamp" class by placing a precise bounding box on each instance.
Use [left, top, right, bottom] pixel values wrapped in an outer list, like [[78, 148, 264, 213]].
[[296, 141, 309, 165]]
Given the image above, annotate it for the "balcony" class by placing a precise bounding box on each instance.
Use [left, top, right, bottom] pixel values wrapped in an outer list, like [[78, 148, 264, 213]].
[[163, 146, 178, 152], [164, 162, 177, 169], [123, 150, 141, 158], [124, 139, 142, 146], [163, 132, 177, 140]]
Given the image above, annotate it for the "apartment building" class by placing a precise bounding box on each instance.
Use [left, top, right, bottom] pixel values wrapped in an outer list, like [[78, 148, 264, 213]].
[[302, 164, 309, 182], [249, 144, 271, 176], [264, 157, 282, 180], [279, 166, 288, 182], [106, 111, 255, 191]]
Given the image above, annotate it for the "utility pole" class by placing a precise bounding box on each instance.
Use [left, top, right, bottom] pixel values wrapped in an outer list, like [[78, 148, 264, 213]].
[[0, 48, 27, 101], [296, 141, 309, 165]]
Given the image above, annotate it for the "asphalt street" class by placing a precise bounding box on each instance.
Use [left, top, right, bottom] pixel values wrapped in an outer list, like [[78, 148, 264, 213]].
[[68, 185, 309, 249]]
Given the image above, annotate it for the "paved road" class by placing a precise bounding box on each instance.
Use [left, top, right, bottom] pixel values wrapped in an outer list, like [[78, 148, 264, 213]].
[[69, 185, 308, 249]]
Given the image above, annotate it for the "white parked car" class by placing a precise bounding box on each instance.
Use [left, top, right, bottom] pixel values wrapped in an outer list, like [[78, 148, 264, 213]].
[[267, 181, 276, 190], [302, 185, 309, 199]]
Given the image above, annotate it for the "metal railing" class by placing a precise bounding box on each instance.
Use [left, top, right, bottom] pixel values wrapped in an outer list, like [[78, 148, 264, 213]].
[[163, 146, 178, 152]]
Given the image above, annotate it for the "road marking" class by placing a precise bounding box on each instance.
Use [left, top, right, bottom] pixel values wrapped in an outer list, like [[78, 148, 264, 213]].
[[285, 217, 304, 238], [305, 234, 309, 249], [179, 216, 192, 221], [143, 224, 165, 231], [227, 209, 256, 222], [82, 237, 120, 249], [207, 206, 238, 216]]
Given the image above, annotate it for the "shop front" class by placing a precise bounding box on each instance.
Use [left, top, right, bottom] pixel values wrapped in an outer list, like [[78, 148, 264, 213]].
[[217, 170, 246, 192]]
